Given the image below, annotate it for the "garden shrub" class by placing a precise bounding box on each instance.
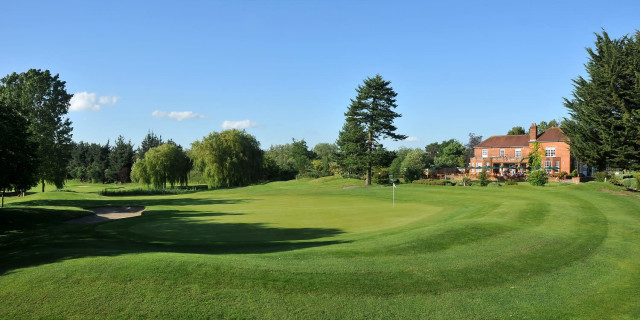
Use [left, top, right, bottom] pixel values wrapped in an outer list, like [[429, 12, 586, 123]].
[[594, 171, 609, 182], [608, 175, 622, 186], [571, 169, 579, 177], [403, 167, 423, 183], [622, 178, 637, 189], [477, 169, 489, 187], [558, 171, 569, 179], [461, 175, 472, 186], [527, 169, 549, 186], [505, 179, 518, 186], [412, 179, 452, 186], [374, 169, 391, 185]]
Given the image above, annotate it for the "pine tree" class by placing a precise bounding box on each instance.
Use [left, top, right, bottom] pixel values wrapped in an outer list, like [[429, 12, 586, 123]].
[[563, 30, 640, 170], [336, 120, 367, 176], [344, 75, 407, 185]]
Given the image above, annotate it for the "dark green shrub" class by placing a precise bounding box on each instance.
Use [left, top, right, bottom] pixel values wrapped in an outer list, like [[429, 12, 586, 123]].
[[505, 179, 518, 186], [412, 179, 452, 186], [608, 175, 622, 186], [374, 169, 391, 185], [594, 171, 609, 182], [478, 169, 489, 187], [403, 167, 423, 183], [527, 169, 549, 186], [622, 178, 637, 189]]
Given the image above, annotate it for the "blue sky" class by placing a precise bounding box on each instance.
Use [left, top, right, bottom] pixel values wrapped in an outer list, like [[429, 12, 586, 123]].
[[2, 0, 639, 150]]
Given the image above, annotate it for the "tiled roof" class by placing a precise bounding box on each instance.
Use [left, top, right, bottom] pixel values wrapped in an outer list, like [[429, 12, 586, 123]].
[[475, 135, 529, 148], [474, 127, 568, 148], [537, 127, 568, 142]]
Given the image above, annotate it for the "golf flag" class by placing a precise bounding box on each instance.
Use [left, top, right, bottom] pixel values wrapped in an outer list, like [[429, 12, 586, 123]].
[[393, 183, 396, 189], [392, 183, 396, 208]]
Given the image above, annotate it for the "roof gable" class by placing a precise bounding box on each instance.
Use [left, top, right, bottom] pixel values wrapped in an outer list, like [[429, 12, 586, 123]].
[[537, 127, 568, 142]]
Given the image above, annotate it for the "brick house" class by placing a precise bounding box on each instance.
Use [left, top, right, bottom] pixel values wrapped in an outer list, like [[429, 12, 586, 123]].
[[469, 123, 571, 176]]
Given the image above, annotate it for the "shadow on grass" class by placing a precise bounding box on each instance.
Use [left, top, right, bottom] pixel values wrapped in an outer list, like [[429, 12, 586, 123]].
[[0, 207, 347, 276], [14, 197, 253, 208]]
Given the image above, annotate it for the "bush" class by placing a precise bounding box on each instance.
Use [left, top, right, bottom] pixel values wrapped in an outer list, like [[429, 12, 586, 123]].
[[594, 171, 609, 182], [477, 169, 489, 187], [412, 179, 453, 186], [374, 168, 391, 185], [461, 175, 472, 186], [571, 169, 579, 177], [99, 187, 203, 196], [403, 167, 423, 183], [622, 178, 637, 189], [635, 173, 640, 189], [608, 175, 622, 186], [505, 179, 518, 186], [527, 169, 549, 186], [558, 171, 569, 179]]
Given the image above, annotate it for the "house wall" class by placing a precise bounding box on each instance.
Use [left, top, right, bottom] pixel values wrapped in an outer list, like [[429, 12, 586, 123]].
[[470, 141, 571, 174]]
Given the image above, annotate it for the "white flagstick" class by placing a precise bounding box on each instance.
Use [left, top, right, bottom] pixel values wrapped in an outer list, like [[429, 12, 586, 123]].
[[392, 182, 396, 208]]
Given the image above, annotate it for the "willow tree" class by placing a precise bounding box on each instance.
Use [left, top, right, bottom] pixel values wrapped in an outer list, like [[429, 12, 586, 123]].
[[343, 75, 406, 185], [131, 143, 191, 188], [190, 129, 263, 188]]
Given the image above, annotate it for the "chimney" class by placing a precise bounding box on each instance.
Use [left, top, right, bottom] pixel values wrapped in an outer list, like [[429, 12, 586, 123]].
[[529, 123, 537, 142]]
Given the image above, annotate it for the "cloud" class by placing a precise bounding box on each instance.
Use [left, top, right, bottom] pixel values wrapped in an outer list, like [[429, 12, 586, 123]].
[[404, 136, 420, 142], [152, 110, 207, 121], [69, 92, 119, 111], [222, 120, 258, 130]]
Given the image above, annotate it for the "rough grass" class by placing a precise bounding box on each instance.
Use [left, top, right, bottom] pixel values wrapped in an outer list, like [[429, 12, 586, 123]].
[[0, 178, 639, 319]]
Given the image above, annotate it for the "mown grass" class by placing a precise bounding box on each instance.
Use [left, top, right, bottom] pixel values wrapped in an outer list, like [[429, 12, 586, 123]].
[[1, 178, 639, 319]]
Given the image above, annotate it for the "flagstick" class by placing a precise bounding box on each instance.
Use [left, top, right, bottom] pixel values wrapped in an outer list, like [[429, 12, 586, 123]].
[[392, 182, 396, 208]]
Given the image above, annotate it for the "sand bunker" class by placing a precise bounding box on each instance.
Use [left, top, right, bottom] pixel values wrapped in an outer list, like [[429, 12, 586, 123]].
[[66, 206, 146, 224]]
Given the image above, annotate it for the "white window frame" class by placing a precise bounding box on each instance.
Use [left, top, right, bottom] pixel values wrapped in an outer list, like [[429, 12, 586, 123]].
[[545, 147, 556, 157], [482, 149, 488, 158], [515, 149, 522, 158], [499, 149, 505, 157]]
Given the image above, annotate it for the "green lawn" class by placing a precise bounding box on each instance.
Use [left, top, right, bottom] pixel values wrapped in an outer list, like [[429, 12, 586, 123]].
[[1, 178, 639, 319]]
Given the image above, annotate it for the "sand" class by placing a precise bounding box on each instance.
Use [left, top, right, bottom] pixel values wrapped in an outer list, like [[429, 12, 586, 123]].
[[65, 206, 146, 224]]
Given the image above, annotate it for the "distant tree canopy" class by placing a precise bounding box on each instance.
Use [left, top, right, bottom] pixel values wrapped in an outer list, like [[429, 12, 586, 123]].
[[191, 129, 263, 188], [106, 136, 135, 183], [423, 139, 466, 169], [1, 69, 73, 192], [563, 30, 640, 170], [137, 130, 163, 160], [507, 126, 526, 135], [343, 75, 406, 185], [131, 143, 191, 188]]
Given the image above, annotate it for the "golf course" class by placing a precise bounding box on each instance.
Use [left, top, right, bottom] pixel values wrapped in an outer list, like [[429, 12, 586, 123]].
[[1, 178, 639, 319]]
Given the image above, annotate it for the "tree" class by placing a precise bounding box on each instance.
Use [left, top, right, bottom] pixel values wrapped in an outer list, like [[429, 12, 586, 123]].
[[464, 133, 483, 165], [106, 136, 135, 183], [191, 129, 263, 188], [336, 120, 368, 176], [507, 126, 526, 135], [137, 130, 163, 160], [344, 75, 407, 185], [312, 143, 338, 176], [0, 95, 38, 206], [400, 149, 427, 182], [389, 147, 413, 178], [131, 143, 191, 188], [1, 69, 74, 192], [290, 139, 315, 178], [434, 140, 466, 168], [563, 30, 640, 170]]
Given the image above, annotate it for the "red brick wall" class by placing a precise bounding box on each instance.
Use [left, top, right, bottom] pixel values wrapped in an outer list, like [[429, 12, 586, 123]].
[[470, 141, 570, 174]]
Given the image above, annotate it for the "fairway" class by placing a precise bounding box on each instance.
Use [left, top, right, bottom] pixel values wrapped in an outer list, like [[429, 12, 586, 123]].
[[1, 178, 639, 319]]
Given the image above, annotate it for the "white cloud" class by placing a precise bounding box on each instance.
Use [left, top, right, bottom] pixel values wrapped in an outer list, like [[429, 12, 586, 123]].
[[405, 136, 420, 142], [222, 120, 258, 130], [152, 110, 207, 121], [69, 92, 119, 111]]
